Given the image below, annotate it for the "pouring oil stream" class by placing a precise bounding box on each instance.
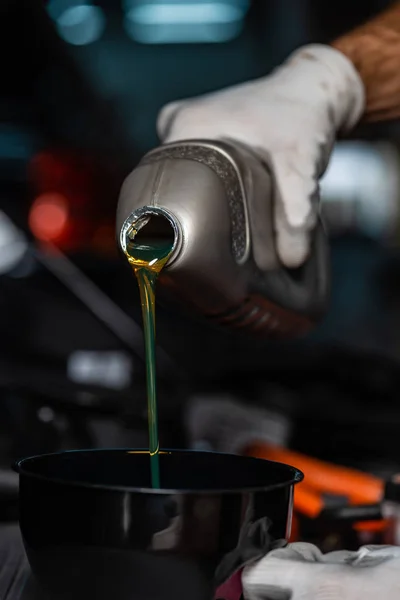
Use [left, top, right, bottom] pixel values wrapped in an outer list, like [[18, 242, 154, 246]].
[[123, 215, 175, 488]]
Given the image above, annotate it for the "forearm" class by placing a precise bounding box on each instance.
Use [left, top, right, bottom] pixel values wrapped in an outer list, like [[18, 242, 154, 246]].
[[332, 1, 400, 122]]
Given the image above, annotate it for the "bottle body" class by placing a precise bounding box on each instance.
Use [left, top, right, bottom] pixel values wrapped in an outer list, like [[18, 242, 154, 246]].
[[117, 140, 330, 338]]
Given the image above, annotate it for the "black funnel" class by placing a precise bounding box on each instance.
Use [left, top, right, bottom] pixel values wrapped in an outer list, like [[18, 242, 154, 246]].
[[15, 449, 302, 600]]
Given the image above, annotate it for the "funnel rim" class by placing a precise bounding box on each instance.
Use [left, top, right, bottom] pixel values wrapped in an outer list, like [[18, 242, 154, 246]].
[[14, 447, 303, 495]]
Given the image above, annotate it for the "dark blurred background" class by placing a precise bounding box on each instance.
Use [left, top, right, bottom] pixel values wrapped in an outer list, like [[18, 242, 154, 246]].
[[1, 0, 400, 521]]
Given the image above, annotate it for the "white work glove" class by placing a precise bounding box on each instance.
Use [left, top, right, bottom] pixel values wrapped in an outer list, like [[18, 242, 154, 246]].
[[157, 45, 365, 267], [242, 542, 400, 600]]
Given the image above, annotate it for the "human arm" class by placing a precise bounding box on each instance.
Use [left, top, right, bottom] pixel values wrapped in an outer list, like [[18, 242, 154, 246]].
[[333, 1, 400, 122]]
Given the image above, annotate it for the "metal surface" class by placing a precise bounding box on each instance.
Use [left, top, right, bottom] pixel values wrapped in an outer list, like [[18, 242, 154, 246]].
[[0, 525, 47, 599], [117, 140, 330, 338], [15, 449, 302, 600], [0, 525, 29, 600]]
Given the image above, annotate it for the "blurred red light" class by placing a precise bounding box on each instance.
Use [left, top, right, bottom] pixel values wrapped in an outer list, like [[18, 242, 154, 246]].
[[29, 193, 69, 242]]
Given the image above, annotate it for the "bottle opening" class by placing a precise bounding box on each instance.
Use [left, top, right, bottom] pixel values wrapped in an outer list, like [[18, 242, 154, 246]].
[[131, 214, 175, 248], [120, 207, 180, 266]]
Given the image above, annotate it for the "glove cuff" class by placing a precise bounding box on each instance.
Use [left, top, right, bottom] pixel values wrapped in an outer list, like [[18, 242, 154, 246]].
[[283, 44, 365, 132]]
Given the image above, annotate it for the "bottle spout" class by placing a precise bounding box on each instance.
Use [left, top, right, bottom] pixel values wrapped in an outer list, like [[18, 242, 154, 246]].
[[119, 206, 181, 267]]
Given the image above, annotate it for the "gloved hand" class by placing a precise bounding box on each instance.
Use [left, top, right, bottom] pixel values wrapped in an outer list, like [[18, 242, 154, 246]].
[[242, 542, 400, 600], [157, 45, 364, 267]]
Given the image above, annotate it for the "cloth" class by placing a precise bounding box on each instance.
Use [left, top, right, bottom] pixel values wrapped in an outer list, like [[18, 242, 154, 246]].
[[242, 542, 400, 600]]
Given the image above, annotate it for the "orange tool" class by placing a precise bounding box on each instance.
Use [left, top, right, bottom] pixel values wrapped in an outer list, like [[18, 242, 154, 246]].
[[247, 443, 384, 506], [246, 442, 386, 539]]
